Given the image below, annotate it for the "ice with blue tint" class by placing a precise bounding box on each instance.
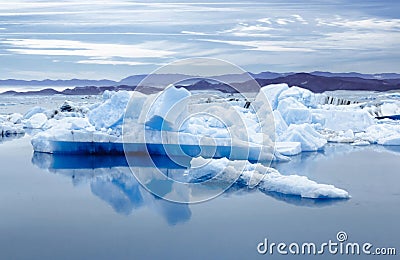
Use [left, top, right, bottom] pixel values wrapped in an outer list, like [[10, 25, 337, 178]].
[[23, 106, 47, 119], [256, 83, 289, 110], [89, 90, 132, 131], [277, 124, 327, 151], [28, 83, 400, 168], [277, 97, 312, 125], [142, 85, 191, 131]]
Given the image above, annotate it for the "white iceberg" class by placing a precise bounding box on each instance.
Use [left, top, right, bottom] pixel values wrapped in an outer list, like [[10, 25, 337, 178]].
[[277, 124, 327, 151], [380, 102, 400, 116], [312, 109, 375, 132], [278, 86, 325, 108], [277, 97, 312, 125], [188, 157, 349, 199], [24, 113, 48, 129], [275, 142, 302, 156], [23, 106, 47, 120], [0, 113, 25, 136], [8, 113, 23, 124], [255, 83, 289, 110], [140, 85, 191, 131], [89, 90, 132, 131]]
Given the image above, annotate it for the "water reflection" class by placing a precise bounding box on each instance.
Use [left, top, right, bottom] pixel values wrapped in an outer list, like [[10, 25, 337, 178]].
[[381, 145, 400, 155], [32, 153, 191, 226], [270, 143, 398, 177], [0, 133, 25, 144], [261, 191, 347, 207], [32, 147, 352, 220]]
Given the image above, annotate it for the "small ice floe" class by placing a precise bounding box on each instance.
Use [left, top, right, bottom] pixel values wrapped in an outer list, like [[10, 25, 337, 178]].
[[187, 157, 350, 199], [0, 113, 25, 136]]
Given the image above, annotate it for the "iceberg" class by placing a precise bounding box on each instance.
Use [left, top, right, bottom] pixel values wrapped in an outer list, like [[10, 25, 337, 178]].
[[23, 106, 47, 120], [187, 157, 349, 199], [1, 122, 25, 136], [8, 113, 23, 124], [277, 124, 327, 151], [24, 113, 48, 129], [140, 85, 191, 131], [28, 83, 400, 165], [277, 97, 312, 125], [275, 142, 302, 156], [89, 90, 132, 131], [255, 83, 289, 110], [380, 102, 400, 117], [377, 134, 400, 146], [278, 86, 325, 108], [311, 109, 375, 132], [0, 113, 25, 136]]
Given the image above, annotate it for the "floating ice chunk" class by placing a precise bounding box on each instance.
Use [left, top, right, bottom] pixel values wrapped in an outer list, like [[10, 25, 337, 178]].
[[89, 91, 132, 129], [188, 157, 349, 199], [278, 124, 327, 151], [8, 113, 23, 124], [255, 83, 289, 110], [25, 113, 48, 129], [380, 102, 400, 116], [259, 172, 349, 199], [277, 97, 312, 125], [1, 122, 25, 135], [377, 134, 400, 146], [23, 106, 47, 119], [351, 140, 370, 146], [357, 124, 400, 144], [322, 129, 355, 143], [141, 86, 191, 131], [275, 142, 302, 156], [278, 86, 325, 108], [312, 109, 375, 132]]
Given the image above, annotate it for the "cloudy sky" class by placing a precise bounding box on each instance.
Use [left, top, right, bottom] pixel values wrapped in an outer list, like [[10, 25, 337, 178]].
[[0, 0, 399, 80]]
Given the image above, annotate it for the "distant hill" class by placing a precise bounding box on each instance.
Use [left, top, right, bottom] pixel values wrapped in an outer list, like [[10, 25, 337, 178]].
[[310, 71, 400, 80], [2, 71, 399, 88], [1, 72, 400, 95], [256, 73, 400, 93], [0, 78, 117, 86]]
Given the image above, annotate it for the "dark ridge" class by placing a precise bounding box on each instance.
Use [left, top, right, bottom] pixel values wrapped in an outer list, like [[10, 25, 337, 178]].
[[255, 73, 400, 93], [2, 73, 400, 96], [175, 79, 239, 93]]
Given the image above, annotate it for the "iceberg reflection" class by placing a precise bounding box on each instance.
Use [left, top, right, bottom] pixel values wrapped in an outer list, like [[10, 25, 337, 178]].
[[32, 152, 191, 225], [32, 149, 349, 213]]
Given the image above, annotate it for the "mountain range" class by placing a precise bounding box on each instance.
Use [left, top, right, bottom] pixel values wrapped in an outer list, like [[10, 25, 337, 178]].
[[1, 71, 400, 95]]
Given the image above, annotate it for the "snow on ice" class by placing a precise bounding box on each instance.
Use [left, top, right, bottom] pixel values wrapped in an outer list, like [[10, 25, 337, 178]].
[[187, 157, 349, 199], [20, 81, 400, 199]]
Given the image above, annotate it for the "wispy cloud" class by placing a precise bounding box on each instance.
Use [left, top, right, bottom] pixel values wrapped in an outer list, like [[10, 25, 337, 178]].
[[218, 23, 275, 37], [292, 14, 308, 25], [0, 0, 399, 79], [316, 17, 400, 31], [3, 38, 175, 59], [77, 59, 153, 66], [197, 39, 314, 52]]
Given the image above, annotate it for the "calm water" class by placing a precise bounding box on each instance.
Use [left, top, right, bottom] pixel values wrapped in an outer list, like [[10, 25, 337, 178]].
[[0, 136, 399, 259]]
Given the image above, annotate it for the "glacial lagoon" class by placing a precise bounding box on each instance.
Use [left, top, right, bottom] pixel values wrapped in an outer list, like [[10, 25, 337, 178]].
[[1, 136, 399, 259]]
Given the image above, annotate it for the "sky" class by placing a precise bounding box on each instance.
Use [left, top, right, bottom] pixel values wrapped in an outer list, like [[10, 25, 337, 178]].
[[0, 0, 399, 80]]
